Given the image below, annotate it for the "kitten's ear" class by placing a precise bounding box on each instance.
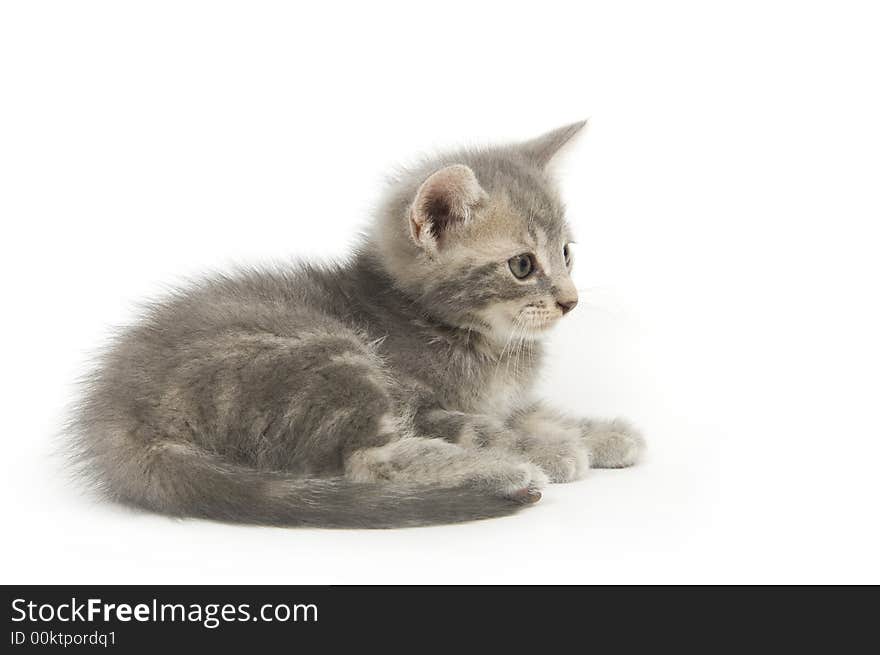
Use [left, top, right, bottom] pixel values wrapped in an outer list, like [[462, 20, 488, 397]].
[[519, 119, 589, 168], [409, 164, 485, 251]]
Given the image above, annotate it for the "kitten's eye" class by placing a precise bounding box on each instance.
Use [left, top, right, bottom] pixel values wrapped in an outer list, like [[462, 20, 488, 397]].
[[563, 243, 573, 268], [508, 253, 535, 279]]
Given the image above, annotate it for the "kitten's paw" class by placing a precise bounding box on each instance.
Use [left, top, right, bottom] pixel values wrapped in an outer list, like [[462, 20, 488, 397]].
[[466, 458, 548, 501], [508, 486, 543, 504], [517, 434, 591, 483], [583, 418, 645, 468]]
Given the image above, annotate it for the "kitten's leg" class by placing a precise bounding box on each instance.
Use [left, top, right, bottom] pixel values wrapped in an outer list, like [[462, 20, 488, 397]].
[[414, 407, 589, 484], [413, 407, 512, 449], [160, 327, 544, 500], [344, 437, 547, 502], [511, 402, 645, 470]]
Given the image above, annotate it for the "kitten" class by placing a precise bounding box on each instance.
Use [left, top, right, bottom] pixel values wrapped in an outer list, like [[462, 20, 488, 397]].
[[69, 121, 645, 528]]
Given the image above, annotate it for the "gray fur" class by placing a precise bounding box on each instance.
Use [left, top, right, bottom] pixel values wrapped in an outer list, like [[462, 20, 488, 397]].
[[68, 121, 644, 529]]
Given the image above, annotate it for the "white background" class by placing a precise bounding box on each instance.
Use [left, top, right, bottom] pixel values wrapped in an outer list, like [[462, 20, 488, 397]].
[[2, 1, 878, 584]]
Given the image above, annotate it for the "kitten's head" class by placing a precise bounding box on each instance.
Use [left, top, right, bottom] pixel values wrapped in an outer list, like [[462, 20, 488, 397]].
[[372, 121, 586, 346]]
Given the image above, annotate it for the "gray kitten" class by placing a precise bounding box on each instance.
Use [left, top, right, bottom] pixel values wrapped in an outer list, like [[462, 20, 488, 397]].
[[70, 121, 645, 528]]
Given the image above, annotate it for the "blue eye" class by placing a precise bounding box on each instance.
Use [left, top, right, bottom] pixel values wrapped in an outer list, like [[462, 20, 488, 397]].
[[508, 253, 535, 279]]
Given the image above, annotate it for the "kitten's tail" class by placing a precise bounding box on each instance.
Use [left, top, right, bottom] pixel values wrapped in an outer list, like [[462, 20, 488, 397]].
[[75, 438, 525, 529]]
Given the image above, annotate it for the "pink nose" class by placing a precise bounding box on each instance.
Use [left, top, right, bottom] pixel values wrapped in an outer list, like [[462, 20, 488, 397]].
[[557, 299, 578, 315]]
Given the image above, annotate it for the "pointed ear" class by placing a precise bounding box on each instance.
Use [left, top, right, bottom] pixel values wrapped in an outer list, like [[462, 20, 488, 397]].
[[519, 119, 589, 167], [409, 164, 485, 251]]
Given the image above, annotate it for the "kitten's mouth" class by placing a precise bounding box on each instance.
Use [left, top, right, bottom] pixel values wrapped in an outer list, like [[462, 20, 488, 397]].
[[530, 320, 559, 333], [516, 313, 562, 336], [480, 305, 561, 345]]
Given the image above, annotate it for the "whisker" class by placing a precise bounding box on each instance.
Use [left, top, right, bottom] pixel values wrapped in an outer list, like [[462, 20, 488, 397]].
[[496, 313, 521, 379], [509, 313, 528, 378]]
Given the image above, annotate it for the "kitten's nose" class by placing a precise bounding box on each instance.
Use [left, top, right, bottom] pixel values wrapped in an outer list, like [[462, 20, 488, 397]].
[[557, 298, 578, 315]]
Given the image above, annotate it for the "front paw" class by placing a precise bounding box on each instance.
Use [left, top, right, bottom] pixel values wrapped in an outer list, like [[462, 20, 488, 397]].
[[516, 434, 591, 483], [582, 418, 645, 468]]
